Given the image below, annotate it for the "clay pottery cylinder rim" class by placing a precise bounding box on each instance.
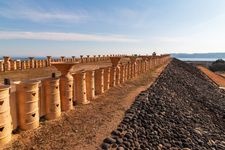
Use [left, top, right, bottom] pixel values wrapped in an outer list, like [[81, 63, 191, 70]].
[[0, 85, 10, 90], [18, 80, 40, 85], [43, 78, 60, 83]]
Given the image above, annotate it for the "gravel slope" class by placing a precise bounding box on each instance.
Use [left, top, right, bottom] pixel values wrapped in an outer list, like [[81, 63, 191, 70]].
[[101, 59, 225, 150]]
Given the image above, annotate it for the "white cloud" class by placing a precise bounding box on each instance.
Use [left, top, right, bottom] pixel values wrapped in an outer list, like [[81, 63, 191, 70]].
[[0, 1, 88, 23], [0, 31, 140, 42]]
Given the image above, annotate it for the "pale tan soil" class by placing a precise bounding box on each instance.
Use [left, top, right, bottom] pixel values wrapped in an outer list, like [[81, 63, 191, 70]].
[[3, 62, 169, 150], [197, 66, 225, 87]]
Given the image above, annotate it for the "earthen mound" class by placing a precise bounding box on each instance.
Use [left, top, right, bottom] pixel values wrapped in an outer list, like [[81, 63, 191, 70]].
[[101, 59, 225, 150]]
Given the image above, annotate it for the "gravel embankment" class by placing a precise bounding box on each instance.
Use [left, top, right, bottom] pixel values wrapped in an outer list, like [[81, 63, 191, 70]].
[[101, 59, 225, 150]]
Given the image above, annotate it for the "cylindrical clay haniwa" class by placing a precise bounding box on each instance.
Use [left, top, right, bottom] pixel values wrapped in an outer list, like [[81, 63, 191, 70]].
[[3, 57, 11, 71], [60, 75, 74, 110], [0, 84, 12, 146], [103, 67, 110, 91], [110, 67, 116, 87], [95, 68, 104, 95], [51, 63, 75, 111], [73, 71, 90, 104], [43, 77, 61, 120], [85, 70, 95, 101], [16, 80, 40, 130], [119, 63, 125, 84], [115, 66, 121, 85]]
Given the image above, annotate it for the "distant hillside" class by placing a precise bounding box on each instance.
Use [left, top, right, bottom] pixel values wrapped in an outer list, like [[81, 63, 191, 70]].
[[171, 53, 225, 58]]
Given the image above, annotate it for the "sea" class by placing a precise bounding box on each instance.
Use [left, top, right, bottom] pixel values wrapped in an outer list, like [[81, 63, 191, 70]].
[[176, 58, 225, 62]]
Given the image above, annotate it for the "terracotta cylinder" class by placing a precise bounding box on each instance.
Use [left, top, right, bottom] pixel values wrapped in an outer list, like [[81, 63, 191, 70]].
[[0, 61, 3, 72], [61, 56, 65, 62], [139, 61, 143, 74], [59, 75, 73, 111], [80, 55, 83, 63], [73, 71, 89, 104], [21, 61, 26, 70], [0, 85, 12, 145], [148, 58, 152, 69], [95, 68, 104, 95], [3, 57, 11, 71], [71, 56, 75, 62], [103, 67, 110, 91], [16, 80, 40, 130], [39, 60, 42, 68], [46, 56, 52, 66], [136, 61, 140, 75], [140, 60, 143, 74], [123, 64, 128, 81], [36, 60, 40, 68], [35, 60, 39, 68], [86, 70, 95, 101], [127, 62, 131, 79], [10, 61, 16, 71], [116, 66, 121, 85], [43, 78, 61, 120], [28, 57, 35, 68], [40, 60, 43, 67], [41, 60, 44, 67], [119, 64, 125, 83], [39, 60, 43, 68], [130, 63, 136, 78], [93, 55, 96, 62], [25, 60, 30, 69], [98, 55, 101, 61], [16, 61, 21, 70], [110, 67, 116, 87], [86, 55, 90, 63], [153, 58, 156, 67]]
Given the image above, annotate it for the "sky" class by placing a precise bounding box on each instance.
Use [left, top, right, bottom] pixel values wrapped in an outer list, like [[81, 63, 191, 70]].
[[0, 0, 225, 57]]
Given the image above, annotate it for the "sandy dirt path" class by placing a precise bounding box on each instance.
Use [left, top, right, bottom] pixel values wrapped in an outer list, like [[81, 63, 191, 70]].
[[197, 66, 225, 87]]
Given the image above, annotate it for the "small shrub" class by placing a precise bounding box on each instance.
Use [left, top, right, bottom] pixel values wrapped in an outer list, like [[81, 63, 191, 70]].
[[209, 59, 225, 72]]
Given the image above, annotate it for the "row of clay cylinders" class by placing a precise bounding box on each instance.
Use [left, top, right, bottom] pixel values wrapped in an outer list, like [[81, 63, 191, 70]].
[[79, 55, 109, 63], [1, 58, 49, 72], [0, 77, 62, 146], [15, 77, 62, 130], [73, 68, 107, 105], [60, 66, 120, 106]]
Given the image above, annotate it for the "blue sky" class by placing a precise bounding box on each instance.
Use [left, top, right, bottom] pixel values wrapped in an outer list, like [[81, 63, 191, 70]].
[[0, 0, 225, 56]]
